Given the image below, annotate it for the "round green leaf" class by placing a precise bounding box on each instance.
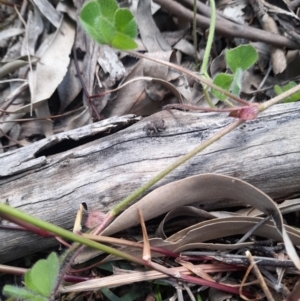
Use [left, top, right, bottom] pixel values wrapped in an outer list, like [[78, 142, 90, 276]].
[[79, 0, 138, 50], [24, 252, 60, 297], [80, 2, 107, 45], [111, 32, 138, 50], [80, 0, 100, 26], [98, 0, 118, 20], [97, 17, 116, 45], [211, 73, 233, 100], [114, 8, 137, 38], [80, 19, 107, 45], [225, 45, 258, 72]]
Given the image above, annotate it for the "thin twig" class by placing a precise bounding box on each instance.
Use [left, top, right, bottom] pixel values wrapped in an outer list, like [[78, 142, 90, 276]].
[[246, 250, 275, 301], [127, 51, 250, 106], [72, 47, 101, 120], [153, 0, 300, 49], [0, 107, 85, 122], [0, 129, 23, 147]]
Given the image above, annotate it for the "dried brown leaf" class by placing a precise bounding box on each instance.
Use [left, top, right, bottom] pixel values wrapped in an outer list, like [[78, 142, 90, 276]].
[[102, 173, 300, 269]]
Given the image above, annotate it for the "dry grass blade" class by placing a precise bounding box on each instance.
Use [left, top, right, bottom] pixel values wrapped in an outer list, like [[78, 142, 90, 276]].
[[246, 250, 274, 301], [60, 263, 239, 293], [176, 259, 215, 282], [139, 209, 151, 261]]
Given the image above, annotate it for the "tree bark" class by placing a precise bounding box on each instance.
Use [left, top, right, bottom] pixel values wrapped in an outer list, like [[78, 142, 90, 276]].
[[1, 103, 300, 263]]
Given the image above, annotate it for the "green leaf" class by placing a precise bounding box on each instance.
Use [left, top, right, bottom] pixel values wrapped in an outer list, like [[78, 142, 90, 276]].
[[98, 0, 118, 20], [111, 32, 138, 50], [24, 252, 60, 297], [80, 3, 107, 45], [225, 45, 258, 72], [274, 81, 300, 103], [80, 0, 101, 26], [80, 21, 107, 45], [114, 9, 137, 38], [231, 67, 243, 96], [96, 17, 116, 45], [211, 73, 233, 100], [3, 285, 47, 301], [79, 0, 138, 51]]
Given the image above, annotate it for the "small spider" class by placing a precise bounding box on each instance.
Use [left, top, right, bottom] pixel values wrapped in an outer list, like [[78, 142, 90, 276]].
[[143, 119, 166, 136]]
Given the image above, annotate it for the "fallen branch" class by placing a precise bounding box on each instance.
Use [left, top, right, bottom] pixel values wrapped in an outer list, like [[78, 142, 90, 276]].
[[0, 103, 300, 262]]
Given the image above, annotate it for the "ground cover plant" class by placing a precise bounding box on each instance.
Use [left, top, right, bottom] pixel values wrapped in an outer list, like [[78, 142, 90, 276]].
[[1, 0, 300, 300]]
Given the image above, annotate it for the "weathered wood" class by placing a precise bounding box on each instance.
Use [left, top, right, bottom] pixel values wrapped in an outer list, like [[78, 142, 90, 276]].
[[1, 103, 300, 263]]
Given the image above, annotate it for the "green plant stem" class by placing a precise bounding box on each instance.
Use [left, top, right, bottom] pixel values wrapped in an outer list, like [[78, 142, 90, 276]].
[[2, 47, 299, 299], [107, 82, 300, 220], [0, 207, 253, 297], [203, 87, 214, 108], [200, 0, 216, 77], [259, 83, 300, 110], [111, 118, 244, 215], [58, 81, 300, 295], [0, 204, 146, 266], [199, 0, 216, 107]]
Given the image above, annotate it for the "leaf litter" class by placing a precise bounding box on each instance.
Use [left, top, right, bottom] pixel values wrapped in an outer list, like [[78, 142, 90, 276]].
[[1, 0, 300, 299]]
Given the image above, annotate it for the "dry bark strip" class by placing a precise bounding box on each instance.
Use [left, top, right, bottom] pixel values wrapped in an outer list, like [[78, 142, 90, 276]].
[[1, 103, 300, 263]]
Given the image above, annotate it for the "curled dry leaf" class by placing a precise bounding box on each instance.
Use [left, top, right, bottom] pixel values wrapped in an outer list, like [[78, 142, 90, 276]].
[[57, 59, 82, 113], [155, 206, 216, 239], [167, 216, 300, 253], [31, 0, 62, 28], [137, 0, 171, 52], [102, 74, 183, 117], [102, 60, 145, 117], [21, 8, 43, 56], [0, 28, 25, 41], [102, 173, 300, 270], [237, 198, 300, 217]]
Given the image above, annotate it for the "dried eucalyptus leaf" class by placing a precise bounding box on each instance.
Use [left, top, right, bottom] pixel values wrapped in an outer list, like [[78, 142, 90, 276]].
[[103, 173, 300, 270], [0, 28, 25, 41], [31, 0, 62, 28]]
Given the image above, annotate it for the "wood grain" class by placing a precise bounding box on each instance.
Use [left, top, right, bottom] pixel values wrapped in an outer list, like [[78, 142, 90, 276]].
[[1, 103, 300, 263]]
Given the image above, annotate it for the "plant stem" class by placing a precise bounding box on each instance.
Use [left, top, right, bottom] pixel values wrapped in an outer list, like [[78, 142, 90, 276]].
[[110, 118, 243, 215], [199, 0, 216, 107], [0, 203, 146, 266], [259, 83, 300, 110], [128, 51, 249, 105], [200, 0, 216, 77], [203, 87, 214, 107], [105, 83, 300, 220]]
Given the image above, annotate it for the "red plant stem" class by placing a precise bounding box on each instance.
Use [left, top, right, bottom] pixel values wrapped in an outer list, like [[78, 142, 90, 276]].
[[0, 212, 53, 237], [182, 274, 255, 298]]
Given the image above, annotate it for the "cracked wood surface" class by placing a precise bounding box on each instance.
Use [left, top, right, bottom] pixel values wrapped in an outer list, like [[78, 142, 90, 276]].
[[1, 103, 300, 263]]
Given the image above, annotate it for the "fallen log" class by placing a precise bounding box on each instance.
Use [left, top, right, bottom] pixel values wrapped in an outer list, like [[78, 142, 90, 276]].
[[1, 103, 300, 263]]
